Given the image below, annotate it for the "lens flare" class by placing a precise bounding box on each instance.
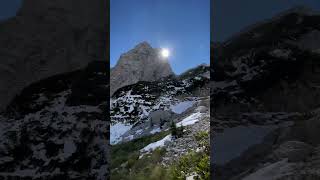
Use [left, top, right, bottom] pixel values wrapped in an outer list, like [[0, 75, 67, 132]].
[[161, 48, 170, 58]]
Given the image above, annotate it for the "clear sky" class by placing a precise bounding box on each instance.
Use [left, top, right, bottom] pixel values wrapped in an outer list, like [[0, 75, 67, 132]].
[[111, 0, 210, 75], [212, 0, 320, 42], [0, 1, 21, 21]]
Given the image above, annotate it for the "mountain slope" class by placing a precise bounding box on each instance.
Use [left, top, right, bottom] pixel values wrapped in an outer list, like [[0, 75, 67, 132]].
[[0, 61, 109, 179], [211, 7, 320, 180], [110, 64, 210, 179]]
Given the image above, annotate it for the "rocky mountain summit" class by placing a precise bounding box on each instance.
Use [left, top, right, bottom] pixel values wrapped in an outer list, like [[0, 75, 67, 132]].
[[110, 42, 174, 95], [211, 6, 320, 179], [0, 0, 107, 110]]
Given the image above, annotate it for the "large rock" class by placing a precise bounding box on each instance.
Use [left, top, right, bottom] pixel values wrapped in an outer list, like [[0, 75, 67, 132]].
[[0, 0, 107, 110], [110, 42, 173, 95], [149, 110, 174, 125], [273, 141, 313, 162]]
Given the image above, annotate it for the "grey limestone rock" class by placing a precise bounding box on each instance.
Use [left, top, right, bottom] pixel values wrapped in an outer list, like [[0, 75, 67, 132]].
[[110, 42, 174, 95]]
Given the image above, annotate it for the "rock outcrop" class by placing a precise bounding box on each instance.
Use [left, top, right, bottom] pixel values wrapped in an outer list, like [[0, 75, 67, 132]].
[[212, 6, 320, 115], [110, 42, 173, 95], [0, 0, 107, 110], [211, 6, 320, 180]]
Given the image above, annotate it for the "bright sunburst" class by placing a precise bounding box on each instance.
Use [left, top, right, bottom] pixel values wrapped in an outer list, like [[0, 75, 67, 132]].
[[161, 48, 170, 58]]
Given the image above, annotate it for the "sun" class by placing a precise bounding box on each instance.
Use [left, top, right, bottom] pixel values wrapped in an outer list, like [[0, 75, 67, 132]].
[[161, 48, 170, 58]]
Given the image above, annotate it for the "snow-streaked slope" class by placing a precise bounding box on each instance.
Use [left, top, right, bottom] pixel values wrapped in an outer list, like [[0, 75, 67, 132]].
[[110, 123, 133, 145]]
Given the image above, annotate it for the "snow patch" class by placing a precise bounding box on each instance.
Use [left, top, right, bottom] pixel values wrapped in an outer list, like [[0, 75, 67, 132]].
[[150, 127, 161, 134], [63, 139, 77, 159], [269, 49, 292, 59], [110, 122, 132, 145], [176, 112, 202, 127], [140, 135, 172, 152], [170, 101, 194, 114]]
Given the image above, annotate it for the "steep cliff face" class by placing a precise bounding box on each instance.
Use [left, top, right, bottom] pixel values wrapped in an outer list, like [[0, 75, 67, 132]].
[[110, 42, 174, 95], [0, 0, 107, 110]]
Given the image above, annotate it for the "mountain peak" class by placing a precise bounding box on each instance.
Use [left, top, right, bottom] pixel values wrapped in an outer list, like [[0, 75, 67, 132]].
[[134, 41, 152, 49], [278, 5, 318, 16], [129, 41, 154, 55], [111, 42, 173, 95]]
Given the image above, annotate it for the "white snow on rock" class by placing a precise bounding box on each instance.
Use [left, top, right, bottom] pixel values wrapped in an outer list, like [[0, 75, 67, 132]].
[[63, 139, 77, 159], [140, 135, 172, 152], [269, 49, 292, 59], [110, 122, 133, 145], [170, 101, 195, 114], [176, 112, 202, 127], [150, 127, 161, 134]]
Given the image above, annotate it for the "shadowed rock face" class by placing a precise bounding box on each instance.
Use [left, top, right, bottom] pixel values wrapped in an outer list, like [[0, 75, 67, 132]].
[[0, 0, 107, 110], [0, 61, 109, 179], [211, 7, 320, 180], [211, 8, 320, 115], [110, 42, 174, 95]]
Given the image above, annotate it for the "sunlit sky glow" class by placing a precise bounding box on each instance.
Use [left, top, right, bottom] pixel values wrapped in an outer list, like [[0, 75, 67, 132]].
[[111, 0, 210, 74], [161, 48, 170, 58]]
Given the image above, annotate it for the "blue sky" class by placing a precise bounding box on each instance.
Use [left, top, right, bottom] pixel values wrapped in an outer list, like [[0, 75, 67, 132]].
[[212, 0, 320, 42], [111, 0, 210, 74], [3, 1, 319, 72], [0, 0, 21, 21]]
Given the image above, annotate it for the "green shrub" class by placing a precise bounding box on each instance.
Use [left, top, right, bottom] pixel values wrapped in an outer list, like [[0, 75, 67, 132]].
[[194, 131, 209, 153], [170, 121, 178, 138], [127, 152, 139, 169], [170, 151, 200, 179], [171, 121, 184, 139], [195, 155, 210, 180]]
